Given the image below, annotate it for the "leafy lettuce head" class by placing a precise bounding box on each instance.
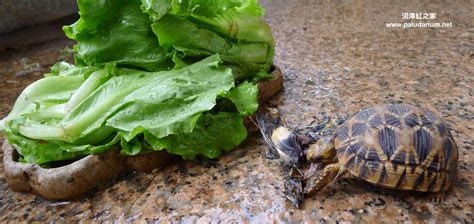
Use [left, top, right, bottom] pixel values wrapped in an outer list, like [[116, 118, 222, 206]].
[[1, 0, 274, 165]]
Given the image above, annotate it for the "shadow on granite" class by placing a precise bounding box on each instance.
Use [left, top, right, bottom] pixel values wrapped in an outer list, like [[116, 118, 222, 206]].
[[0, 0, 473, 222]]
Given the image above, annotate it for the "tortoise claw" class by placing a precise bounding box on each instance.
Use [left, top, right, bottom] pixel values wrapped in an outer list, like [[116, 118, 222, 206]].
[[431, 193, 446, 205]]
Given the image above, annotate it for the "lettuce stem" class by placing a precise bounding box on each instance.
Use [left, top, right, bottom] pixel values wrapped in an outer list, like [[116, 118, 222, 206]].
[[65, 70, 111, 113], [62, 78, 142, 140], [29, 104, 67, 121], [19, 124, 65, 141]]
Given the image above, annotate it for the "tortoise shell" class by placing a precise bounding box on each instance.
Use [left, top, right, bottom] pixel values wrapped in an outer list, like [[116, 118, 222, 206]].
[[334, 104, 458, 192]]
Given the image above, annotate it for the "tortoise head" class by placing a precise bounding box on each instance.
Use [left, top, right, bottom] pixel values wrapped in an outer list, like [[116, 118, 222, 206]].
[[306, 135, 337, 164], [256, 109, 303, 167]]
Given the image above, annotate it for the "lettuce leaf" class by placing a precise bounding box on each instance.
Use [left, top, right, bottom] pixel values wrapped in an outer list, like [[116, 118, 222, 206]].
[[144, 0, 274, 78], [1, 0, 273, 164], [3, 55, 258, 164], [64, 0, 172, 71], [151, 14, 271, 77], [148, 112, 248, 159]]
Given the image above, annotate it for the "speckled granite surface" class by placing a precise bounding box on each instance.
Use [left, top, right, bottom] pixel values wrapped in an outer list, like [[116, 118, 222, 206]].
[[0, 0, 473, 222]]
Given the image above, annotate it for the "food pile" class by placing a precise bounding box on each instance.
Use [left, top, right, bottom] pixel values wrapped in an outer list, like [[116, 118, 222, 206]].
[[1, 0, 275, 165]]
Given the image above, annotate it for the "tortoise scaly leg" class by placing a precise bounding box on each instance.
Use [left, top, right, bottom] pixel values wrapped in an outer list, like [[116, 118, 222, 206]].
[[431, 192, 446, 205], [304, 163, 345, 195]]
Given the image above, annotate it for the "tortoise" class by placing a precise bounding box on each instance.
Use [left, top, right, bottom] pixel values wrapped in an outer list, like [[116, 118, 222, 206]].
[[257, 104, 458, 205]]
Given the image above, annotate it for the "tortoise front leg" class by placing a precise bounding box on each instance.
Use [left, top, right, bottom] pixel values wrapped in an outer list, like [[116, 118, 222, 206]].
[[304, 163, 345, 195]]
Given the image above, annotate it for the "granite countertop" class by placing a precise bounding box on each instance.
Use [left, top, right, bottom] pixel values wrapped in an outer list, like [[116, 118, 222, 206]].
[[0, 0, 473, 222]]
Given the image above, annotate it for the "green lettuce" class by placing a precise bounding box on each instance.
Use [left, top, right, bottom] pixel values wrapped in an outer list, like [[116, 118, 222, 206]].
[[1, 0, 273, 164], [4, 55, 258, 163], [143, 0, 274, 78], [63, 0, 173, 71]]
